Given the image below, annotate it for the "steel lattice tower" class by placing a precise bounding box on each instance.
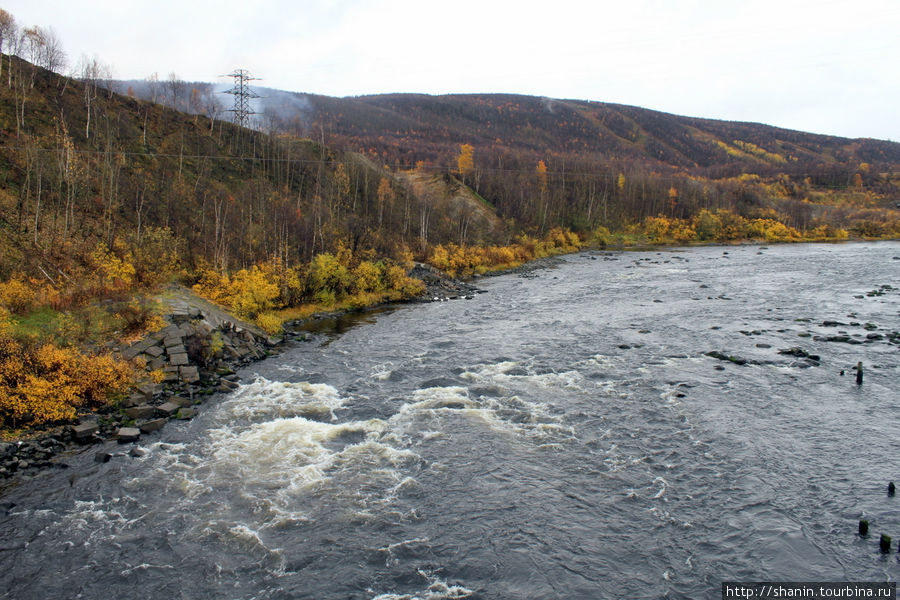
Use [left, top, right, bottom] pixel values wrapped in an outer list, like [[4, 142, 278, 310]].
[[221, 69, 260, 128]]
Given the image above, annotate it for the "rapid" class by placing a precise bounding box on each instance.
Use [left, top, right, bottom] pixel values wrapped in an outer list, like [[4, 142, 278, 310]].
[[1, 242, 898, 599]]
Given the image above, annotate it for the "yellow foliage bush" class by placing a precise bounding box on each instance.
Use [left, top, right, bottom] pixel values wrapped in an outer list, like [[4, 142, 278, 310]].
[[396, 246, 416, 269], [193, 264, 282, 319], [642, 216, 673, 243], [310, 252, 351, 300], [0, 330, 137, 426], [192, 268, 228, 305], [352, 261, 384, 294], [429, 229, 581, 277], [90, 242, 137, 294], [717, 210, 750, 240], [746, 219, 800, 241], [255, 312, 284, 335], [482, 245, 520, 268], [534, 227, 582, 258], [224, 266, 281, 319], [0, 274, 36, 314], [343, 291, 384, 310], [633, 209, 812, 245], [384, 265, 426, 298], [589, 226, 615, 247], [193, 247, 430, 323], [692, 210, 724, 241], [808, 224, 849, 240], [640, 216, 696, 243], [429, 245, 452, 273]]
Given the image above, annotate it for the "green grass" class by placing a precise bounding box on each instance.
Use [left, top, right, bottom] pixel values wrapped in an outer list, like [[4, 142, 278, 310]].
[[11, 307, 63, 342], [9, 297, 164, 348]]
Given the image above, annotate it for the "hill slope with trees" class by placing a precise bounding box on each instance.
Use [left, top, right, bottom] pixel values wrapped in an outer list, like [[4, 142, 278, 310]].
[[135, 83, 899, 239]]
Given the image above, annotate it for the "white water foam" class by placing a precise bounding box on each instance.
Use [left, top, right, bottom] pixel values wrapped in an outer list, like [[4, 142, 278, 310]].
[[652, 476, 669, 499], [394, 385, 575, 443], [461, 361, 586, 391], [392, 386, 512, 437], [195, 520, 287, 574], [207, 416, 394, 489], [370, 568, 474, 600], [371, 362, 397, 381], [139, 406, 422, 527], [119, 563, 175, 576], [36, 496, 144, 548], [378, 537, 430, 567], [218, 377, 346, 422]]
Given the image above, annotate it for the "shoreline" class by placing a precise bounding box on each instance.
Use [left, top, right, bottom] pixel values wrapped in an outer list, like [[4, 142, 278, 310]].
[[2, 238, 898, 490], [0, 264, 488, 490], [0, 296, 282, 489]]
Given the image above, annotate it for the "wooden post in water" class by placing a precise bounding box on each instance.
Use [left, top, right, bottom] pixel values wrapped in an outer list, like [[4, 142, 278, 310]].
[[859, 520, 869, 535], [856, 361, 864, 385], [880, 534, 892, 553], [889, 482, 896, 497]]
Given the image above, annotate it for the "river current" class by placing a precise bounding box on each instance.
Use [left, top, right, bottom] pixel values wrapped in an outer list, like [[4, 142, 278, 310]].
[[1, 242, 899, 599]]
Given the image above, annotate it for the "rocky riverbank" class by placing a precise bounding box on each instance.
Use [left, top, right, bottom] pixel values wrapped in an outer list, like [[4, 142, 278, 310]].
[[409, 262, 484, 300], [0, 289, 285, 482], [1, 266, 487, 485]]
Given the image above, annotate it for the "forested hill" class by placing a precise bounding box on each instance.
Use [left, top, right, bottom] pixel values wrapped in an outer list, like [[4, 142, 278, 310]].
[[3, 51, 899, 287], [0, 55, 513, 283], [262, 91, 900, 177], [1, 17, 897, 435], [243, 89, 900, 234], [4, 54, 898, 291], [259, 90, 899, 236]]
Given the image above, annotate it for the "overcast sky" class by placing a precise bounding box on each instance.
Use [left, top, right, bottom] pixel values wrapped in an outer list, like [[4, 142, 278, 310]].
[[5, 0, 899, 141]]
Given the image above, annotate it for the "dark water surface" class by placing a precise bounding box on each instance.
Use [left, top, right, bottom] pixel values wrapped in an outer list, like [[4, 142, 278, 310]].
[[2, 242, 899, 599]]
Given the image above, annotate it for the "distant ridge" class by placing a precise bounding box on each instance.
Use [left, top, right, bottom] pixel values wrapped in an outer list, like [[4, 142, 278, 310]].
[[118, 81, 900, 175], [287, 92, 900, 173]]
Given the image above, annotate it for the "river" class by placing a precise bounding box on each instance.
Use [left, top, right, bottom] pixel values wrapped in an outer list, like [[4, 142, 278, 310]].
[[1, 242, 899, 599]]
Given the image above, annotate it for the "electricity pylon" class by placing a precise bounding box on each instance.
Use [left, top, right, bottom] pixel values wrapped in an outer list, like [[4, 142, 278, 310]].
[[221, 69, 260, 128]]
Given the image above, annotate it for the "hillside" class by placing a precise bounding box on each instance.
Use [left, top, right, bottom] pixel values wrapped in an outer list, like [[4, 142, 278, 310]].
[[308, 93, 900, 234], [396, 170, 507, 246], [0, 54, 504, 432], [122, 80, 900, 176], [1, 54, 898, 285], [1, 56, 513, 284], [291, 92, 900, 174], [124, 81, 900, 235]]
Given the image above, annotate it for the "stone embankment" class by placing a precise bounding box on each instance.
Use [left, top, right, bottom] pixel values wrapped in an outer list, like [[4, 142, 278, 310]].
[[1, 287, 283, 479], [410, 262, 483, 301], [1, 265, 486, 480]]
